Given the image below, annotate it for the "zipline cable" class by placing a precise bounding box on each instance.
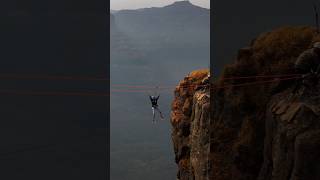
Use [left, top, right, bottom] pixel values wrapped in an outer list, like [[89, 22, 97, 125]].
[[0, 76, 302, 97]]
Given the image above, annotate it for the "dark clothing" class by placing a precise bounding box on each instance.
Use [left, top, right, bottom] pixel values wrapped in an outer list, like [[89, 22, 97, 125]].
[[149, 95, 159, 107], [149, 95, 163, 123], [295, 49, 320, 74]]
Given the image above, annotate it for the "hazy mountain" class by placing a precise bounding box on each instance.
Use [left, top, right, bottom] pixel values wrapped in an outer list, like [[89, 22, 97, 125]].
[[110, 2, 210, 180], [110, 10, 118, 14], [113, 0, 210, 48], [110, 13, 144, 63], [110, 13, 116, 32]]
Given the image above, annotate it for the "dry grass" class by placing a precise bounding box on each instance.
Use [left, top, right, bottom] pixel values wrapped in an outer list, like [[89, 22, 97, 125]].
[[189, 69, 209, 81], [221, 26, 320, 81], [252, 26, 316, 63]]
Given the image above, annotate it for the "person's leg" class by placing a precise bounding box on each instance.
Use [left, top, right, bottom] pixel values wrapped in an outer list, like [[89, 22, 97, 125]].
[[152, 107, 156, 123], [156, 107, 164, 120]]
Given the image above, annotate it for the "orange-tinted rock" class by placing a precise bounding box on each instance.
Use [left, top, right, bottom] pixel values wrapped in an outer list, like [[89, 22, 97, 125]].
[[171, 69, 210, 180]]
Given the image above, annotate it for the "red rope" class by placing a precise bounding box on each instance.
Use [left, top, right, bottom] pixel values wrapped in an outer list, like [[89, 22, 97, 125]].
[[0, 74, 303, 97], [220, 74, 301, 80], [110, 74, 302, 90], [212, 76, 301, 90], [0, 90, 110, 97], [0, 74, 108, 81], [109, 76, 301, 93]]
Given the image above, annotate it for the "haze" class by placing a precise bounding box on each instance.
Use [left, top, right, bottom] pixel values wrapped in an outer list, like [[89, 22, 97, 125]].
[[110, 3, 209, 179], [110, 0, 210, 10]]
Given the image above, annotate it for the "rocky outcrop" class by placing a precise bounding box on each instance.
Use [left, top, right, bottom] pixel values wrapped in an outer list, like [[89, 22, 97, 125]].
[[211, 26, 320, 180], [259, 86, 320, 180], [172, 26, 320, 180], [171, 69, 210, 180]]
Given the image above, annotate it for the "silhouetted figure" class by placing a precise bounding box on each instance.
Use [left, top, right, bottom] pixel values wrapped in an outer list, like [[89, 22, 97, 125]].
[[149, 95, 164, 123]]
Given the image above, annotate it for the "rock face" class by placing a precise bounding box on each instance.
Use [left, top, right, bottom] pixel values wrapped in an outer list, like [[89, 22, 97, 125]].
[[259, 87, 320, 180], [171, 26, 320, 180], [171, 69, 211, 180], [211, 26, 320, 180]]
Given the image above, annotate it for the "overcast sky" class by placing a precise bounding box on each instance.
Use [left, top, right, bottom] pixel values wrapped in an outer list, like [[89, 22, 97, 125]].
[[110, 0, 210, 10]]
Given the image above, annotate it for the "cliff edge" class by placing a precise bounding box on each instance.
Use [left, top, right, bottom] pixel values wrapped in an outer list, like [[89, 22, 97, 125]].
[[171, 69, 211, 180], [171, 26, 320, 180]]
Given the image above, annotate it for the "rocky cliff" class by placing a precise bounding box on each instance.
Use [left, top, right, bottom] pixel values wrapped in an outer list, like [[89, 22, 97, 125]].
[[171, 26, 320, 180], [171, 69, 211, 180]]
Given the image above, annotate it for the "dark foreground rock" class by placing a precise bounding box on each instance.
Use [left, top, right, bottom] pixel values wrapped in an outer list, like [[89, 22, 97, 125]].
[[259, 87, 320, 180], [171, 26, 320, 180]]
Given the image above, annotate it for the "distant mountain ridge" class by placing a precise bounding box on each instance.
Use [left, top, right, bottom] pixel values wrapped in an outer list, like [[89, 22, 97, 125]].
[[110, 10, 117, 14], [110, 0, 210, 65], [110, 2, 210, 180], [112, 1, 208, 12], [112, 1, 210, 48]]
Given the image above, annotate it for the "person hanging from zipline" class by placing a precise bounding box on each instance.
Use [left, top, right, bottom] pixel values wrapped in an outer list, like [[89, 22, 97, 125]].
[[149, 93, 164, 123]]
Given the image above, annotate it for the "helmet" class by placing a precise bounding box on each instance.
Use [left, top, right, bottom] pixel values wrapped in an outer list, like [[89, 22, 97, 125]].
[[313, 42, 320, 49]]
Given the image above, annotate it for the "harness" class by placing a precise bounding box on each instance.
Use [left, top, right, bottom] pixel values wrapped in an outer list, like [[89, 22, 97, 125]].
[[150, 96, 159, 107]]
